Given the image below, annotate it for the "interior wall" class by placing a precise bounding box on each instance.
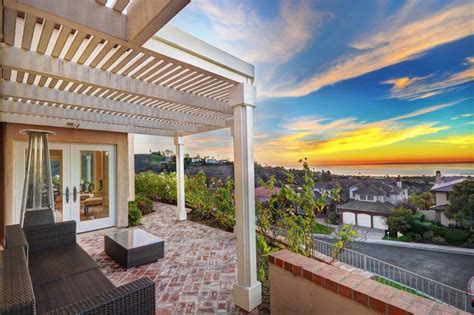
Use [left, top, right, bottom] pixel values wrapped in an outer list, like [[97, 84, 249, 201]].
[[2, 123, 130, 235]]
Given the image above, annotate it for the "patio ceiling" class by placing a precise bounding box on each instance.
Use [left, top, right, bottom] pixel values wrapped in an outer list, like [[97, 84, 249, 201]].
[[0, 0, 254, 137]]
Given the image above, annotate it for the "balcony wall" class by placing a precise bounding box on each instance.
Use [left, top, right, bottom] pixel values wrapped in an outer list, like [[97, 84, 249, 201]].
[[269, 249, 466, 315]]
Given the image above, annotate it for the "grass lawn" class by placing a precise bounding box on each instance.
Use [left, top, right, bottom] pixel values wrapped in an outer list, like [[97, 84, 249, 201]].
[[375, 276, 430, 299], [313, 223, 335, 235]]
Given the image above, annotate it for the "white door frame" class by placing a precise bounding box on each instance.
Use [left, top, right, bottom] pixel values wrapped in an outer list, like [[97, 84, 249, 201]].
[[14, 141, 72, 224], [71, 143, 116, 233], [13, 141, 116, 233]]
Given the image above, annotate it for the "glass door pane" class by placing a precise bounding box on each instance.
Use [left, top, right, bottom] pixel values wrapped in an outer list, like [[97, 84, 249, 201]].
[[50, 150, 64, 222], [79, 151, 110, 222], [71, 144, 115, 233]]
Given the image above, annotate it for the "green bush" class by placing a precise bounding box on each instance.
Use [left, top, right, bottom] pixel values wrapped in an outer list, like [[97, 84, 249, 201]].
[[328, 212, 338, 225], [422, 230, 434, 241], [410, 221, 430, 234], [432, 226, 471, 245], [399, 234, 412, 242], [410, 233, 422, 242], [464, 235, 474, 248], [185, 171, 214, 220], [213, 177, 235, 231], [432, 236, 446, 245], [128, 201, 142, 226], [135, 171, 177, 204], [135, 193, 153, 215]]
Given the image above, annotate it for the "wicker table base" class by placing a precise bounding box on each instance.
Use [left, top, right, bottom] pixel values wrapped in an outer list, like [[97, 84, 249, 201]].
[[105, 229, 164, 269]]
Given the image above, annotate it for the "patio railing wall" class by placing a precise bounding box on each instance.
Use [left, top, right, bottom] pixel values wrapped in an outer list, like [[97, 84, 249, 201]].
[[268, 226, 472, 312]]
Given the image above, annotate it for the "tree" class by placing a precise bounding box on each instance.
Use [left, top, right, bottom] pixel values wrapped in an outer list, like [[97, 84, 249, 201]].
[[446, 180, 474, 228], [386, 206, 415, 235], [408, 191, 435, 210]]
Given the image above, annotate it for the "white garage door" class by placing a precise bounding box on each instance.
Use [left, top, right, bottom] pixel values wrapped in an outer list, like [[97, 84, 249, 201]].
[[342, 212, 356, 225], [373, 216, 387, 230], [357, 214, 371, 228]]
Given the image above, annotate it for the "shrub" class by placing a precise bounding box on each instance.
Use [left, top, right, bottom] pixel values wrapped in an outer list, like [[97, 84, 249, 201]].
[[386, 206, 414, 235], [213, 177, 235, 231], [432, 226, 471, 245], [422, 230, 434, 241], [411, 221, 430, 234], [432, 236, 446, 245], [464, 235, 474, 248], [399, 234, 412, 242], [185, 171, 214, 220], [135, 193, 153, 215], [135, 171, 177, 204], [411, 233, 422, 242], [328, 212, 338, 225], [128, 201, 142, 226]]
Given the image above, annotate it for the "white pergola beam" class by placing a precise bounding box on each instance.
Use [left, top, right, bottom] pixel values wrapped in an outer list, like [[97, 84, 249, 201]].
[[5, 0, 127, 40], [2, 45, 232, 114], [127, 0, 189, 45], [0, 110, 175, 136], [0, 99, 187, 133], [230, 83, 261, 312], [1, 80, 226, 129]]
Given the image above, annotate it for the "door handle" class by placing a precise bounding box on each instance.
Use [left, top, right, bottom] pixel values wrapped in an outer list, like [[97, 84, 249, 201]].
[[73, 186, 77, 203], [65, 187, 69, 204]]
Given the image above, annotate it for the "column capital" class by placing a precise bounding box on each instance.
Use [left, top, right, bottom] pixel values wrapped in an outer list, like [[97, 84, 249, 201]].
[[229, 83, 256, 108], [174, 135, 184, 145]]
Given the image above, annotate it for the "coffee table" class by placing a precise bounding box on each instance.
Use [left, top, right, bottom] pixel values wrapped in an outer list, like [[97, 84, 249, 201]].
[[105, 229, 164, 268]]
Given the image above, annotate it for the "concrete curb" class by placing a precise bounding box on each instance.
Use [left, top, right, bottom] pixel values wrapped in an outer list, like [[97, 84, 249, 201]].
[[313, 233, 474, 255]]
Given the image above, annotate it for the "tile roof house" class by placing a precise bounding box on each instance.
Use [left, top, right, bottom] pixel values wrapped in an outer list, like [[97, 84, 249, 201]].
[[330, 176, 408, 230]]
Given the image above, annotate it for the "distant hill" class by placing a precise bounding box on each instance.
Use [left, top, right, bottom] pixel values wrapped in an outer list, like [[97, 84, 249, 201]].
[[134, 153, 434, 192]]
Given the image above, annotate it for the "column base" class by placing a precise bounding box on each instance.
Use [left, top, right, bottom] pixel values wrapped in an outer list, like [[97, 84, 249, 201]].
[[233, 282, 262, 312], [176, 211, 187, 221]]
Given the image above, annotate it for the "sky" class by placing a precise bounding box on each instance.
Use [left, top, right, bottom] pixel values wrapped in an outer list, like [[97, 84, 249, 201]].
[[135, 0, 474, 167]]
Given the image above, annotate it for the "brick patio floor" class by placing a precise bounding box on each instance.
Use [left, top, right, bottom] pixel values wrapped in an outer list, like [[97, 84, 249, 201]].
[[77, 203, 241, 314]]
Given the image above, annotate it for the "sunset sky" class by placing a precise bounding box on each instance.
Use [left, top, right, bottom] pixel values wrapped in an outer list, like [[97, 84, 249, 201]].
[[135, 0, 474, 166]]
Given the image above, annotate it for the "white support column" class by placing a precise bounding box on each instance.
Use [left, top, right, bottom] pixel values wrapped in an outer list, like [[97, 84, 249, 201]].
[[174, 135, 186, 221], [230, 83, 261, 312], [128, 133, 135, 201]]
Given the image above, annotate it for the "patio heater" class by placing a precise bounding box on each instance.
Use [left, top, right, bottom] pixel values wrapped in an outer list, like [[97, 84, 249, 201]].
[[19, 129, 56, 227]]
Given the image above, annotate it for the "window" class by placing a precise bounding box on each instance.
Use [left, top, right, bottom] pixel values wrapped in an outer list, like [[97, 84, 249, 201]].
[[367, 195, 374, 201], [360, 195, 367, 200]]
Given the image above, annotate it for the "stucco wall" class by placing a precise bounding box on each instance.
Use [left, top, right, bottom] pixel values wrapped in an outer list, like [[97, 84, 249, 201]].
[[1, 123, 130, 238], [269, 263, 378, 315], [435, 192, 448, 205]]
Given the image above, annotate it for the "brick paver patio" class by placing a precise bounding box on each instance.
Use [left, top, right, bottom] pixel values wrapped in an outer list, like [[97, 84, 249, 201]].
[[78, 203, 240, 314]]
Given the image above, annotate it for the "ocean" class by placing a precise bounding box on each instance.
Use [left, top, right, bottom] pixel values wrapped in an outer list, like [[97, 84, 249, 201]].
[[285, 163, 474, 177]]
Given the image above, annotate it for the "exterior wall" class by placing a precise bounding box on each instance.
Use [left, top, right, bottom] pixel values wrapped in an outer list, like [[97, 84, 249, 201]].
[[435, 192, 448, 205], [269, 264, 378, 315], [440, 213, 456, 227], [418, 209, 438, 221], [1, 123, 130, 235]]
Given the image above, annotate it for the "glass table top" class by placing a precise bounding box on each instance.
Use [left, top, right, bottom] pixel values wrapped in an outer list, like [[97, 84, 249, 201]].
[[106, 228, 163, 249]]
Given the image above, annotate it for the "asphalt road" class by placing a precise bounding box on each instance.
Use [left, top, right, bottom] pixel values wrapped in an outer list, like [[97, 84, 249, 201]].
[[347, 242, 474, 291]]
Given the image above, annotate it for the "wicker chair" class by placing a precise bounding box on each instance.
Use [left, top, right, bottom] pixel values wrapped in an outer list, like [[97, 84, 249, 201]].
[[1, 221, 155, 314]]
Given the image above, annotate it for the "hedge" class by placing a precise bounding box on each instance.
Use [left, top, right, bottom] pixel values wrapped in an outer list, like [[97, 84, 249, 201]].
[[431, 225, 472, 245]]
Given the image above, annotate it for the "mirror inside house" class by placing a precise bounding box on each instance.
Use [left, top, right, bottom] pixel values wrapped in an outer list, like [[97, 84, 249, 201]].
[[80, 150, 109, 221]]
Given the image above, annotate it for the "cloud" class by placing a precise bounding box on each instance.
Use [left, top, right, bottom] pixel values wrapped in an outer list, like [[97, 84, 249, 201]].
[[259, 102, 455, 156], [382, 57, 474, 100], [191, 0, 328, 64], [263, 2, 474, 97], [427, 134, 474, 145]]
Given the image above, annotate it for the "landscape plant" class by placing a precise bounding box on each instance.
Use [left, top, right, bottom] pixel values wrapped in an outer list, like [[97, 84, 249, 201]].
[[445, 180, 474, 228], [330, 224, 358, 264], [128, 201, 142, 226]]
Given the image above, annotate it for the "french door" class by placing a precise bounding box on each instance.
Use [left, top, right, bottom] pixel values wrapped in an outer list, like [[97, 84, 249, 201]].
[[14, 142, 116, 233]]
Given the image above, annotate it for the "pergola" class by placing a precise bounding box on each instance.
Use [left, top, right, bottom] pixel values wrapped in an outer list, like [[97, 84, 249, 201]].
[[0, 0, 261, 311]]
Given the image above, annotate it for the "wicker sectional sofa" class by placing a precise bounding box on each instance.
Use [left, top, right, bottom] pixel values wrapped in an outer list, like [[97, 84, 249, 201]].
[[1, 221, 155, 314]]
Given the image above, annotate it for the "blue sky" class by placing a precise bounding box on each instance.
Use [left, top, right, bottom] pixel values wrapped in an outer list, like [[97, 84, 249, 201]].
[[136, 0, 473, 166]]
